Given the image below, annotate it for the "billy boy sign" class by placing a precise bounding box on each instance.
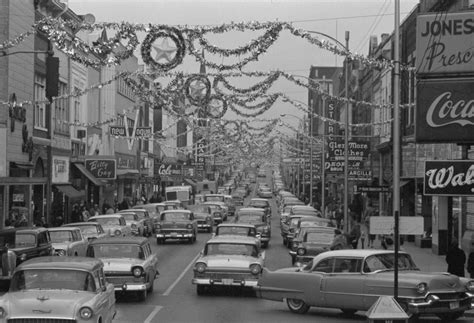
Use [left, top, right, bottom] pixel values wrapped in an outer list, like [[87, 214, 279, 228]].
[[424, 160, 474, 196], [416, 12, 474, 75], [416, 78, 474, 143]]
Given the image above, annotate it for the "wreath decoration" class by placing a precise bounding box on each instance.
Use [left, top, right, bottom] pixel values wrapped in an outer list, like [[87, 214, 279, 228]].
[[206, 95, 228, 119], [184, 74, 211, 106], [223, 120, 241, 141], [141, 25, 186, 71]]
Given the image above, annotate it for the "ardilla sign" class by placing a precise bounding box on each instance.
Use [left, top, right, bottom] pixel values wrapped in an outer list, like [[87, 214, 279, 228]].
[[416, 78, 474, 143], [416, 12, 474, 75], [424, 160, 474, 196]]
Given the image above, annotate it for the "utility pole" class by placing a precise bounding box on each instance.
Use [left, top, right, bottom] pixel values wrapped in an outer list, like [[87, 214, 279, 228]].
[[343, 31, 350, 233]]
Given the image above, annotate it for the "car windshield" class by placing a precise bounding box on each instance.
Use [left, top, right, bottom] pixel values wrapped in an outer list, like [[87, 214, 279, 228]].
[[249, 200, 268, 208], [162, 212, 190, 221], [50, 231, 73, 243], [237, 214, 263, 223], [121, 214, 137, 221], [189, 205, 211, 214], [205, 243, 258, 257], [305, 231, 334, 244], [90, 217, 120, 226], [217, 227, 254, 236], [363, 253, 419, 273], [15, 233, 36, 248], [10, 269, 96, 292], [205, 196, 224, 202], [89, 244, 141, 259]]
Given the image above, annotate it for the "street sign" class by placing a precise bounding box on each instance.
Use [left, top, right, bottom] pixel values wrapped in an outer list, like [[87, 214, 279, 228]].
[[369, 216, 424, 235], [356, 186, 390, 193]]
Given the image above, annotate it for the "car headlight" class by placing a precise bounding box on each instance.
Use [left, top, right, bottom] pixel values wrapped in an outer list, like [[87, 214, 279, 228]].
[[114, 230, 121, 236], [20, 253, 27, 262], [0, 306, 6, 318], [57, 249, 66, 256], [79, 306, 93, 320], [416, 282, 428, 294], [214, 212, 221, 217], [195, 262, 207, 273], [249, 264, 262, 275], [187, 224, 193, 229], [466, 280, 474, 291], [132, 266, 144, 277], [297, 248, 306, 256]]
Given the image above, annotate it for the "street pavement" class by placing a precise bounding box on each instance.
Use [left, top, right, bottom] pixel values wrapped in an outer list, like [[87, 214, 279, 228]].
[[358, 236, 474, 318]]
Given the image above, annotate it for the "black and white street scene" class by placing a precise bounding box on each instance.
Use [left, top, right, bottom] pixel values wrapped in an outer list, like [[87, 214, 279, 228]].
[[1, 0, 474, 322]]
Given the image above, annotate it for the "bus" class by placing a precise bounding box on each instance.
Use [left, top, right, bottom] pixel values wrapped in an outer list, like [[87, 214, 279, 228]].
[[165, 185, 193, 207]]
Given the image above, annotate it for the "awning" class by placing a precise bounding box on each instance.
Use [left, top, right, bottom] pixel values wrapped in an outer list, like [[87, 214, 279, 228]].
[[55, 184, 83, 199], [10, 161, 35, 169], [73, 163, 105, 186], [116, 169, 140, 178], [184, 178, 197, 186]]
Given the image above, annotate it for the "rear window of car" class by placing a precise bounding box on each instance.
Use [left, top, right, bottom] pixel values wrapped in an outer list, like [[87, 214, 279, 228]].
[[88, 243, 142, 259], [217, 227, 254, 236], [162, 212, 190, 221], [249, 200, 269, 208], [205, 243, 258, 257]]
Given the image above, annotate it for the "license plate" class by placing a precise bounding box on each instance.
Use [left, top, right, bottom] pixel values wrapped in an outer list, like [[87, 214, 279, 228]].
[[221, 279, 233, 285], [449, 301, 459, 309], [171, 232, 178, 237]]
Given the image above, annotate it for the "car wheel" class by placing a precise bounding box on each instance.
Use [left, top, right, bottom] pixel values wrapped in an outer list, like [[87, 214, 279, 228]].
[[262, 241, 269, 248], [137, 289, 147, 301], [436, 312, 464, 322], [286, 298, 310, 314], [340, 309, 357, 315], [196, 285, 206, 295]]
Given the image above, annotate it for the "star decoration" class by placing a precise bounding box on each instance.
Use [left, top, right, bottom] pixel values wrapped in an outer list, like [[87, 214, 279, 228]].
[[189, 80, 207, 100], [152, 37, 177, 63]]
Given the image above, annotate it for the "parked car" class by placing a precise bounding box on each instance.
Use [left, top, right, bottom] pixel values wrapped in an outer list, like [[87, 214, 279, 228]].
[[63, 222, 107, 242], [123, 208, 153, 236], [289, 227, 348, 265], [0, 256, 116, 322], [281, 215, 322, 248], [48, 226, 88, 257], [116, 211, 144, 236], [192, 235, 265, 295], [87, 214, 132, 237], [87, 237, 158, 301], [187, 204, 214, 233], [234, 208, 271, 248], [155, 210, 198, 244], [254, 249, 474, 321]]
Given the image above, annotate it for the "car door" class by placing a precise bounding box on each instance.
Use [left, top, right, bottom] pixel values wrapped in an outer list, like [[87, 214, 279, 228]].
[[94, 267, 116, 321], [75, 230, 87, 256], [320, 257, 365, 309]]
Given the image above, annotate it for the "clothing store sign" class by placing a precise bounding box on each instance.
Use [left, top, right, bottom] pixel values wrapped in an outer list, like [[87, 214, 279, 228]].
[[85, 158, 116, 180], [416, 78, 474, 143], [416, 12, 474, 75], [424, 160, 474, 196], [52, 155, 70, 184]]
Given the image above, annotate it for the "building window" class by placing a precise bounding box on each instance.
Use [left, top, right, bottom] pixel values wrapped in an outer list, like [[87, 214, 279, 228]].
[[34, 74, 46, 129], [54, 82, 69, 135], [73, 86, 81, 124], [117, 76, 135, 100]]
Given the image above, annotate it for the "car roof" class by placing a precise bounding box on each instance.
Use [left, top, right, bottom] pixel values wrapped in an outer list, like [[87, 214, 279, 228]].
[[207, 235, 259, 245], [161, 209, 191, 214], [217, 223, 256, 229], [89, 236, 149, 245], [48, 227, 81, 232], [250, 198, 268, 202], [238, 208, 265, 213], [14, 227, 49, 233], [63, 222, 100, 227], [17, 256, 103, 271], [315, 249, 408, 260]]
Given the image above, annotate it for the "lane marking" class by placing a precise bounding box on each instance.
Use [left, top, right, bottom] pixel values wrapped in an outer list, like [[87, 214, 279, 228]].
[[144, 305, 163, 323], [162, 252, 201, 296]]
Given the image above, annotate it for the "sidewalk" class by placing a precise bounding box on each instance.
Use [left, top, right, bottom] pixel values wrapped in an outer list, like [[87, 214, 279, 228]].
[[359, 237, 474, 318]]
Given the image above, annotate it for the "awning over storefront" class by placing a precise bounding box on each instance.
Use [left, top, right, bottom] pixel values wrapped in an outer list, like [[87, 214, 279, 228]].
[[10, 162, 35, 169], [55, 184, 83, 199], [184, 178, 197, 186], [73, 163, 105, 186], [116, 169, 140, 179]]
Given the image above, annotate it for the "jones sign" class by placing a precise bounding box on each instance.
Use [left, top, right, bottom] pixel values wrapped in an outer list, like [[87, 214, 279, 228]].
[[424, 160, 474, 196]]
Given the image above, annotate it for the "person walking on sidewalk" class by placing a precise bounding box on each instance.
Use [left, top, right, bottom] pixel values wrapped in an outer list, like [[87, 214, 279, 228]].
[[348, 223, 361, 249], [446, 240, 466, 277]]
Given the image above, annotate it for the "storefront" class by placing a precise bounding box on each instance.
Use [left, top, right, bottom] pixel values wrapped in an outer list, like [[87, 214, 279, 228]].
[[116, 153, 139, 205]]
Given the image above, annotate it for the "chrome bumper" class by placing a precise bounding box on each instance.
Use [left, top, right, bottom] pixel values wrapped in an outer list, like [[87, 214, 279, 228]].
[[156, 232, 194, 239], [115, 282, 147, 291], [192, 277, 258, 287]]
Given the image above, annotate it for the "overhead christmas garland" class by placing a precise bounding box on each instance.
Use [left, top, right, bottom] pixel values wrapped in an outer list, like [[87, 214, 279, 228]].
[[184, 74, 211, 106], [206, 95, 228, 119], [141, 25, 186, 71]]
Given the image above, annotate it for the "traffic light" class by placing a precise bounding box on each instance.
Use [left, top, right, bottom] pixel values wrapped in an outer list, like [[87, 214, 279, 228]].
[[46, 55, 59, 100]]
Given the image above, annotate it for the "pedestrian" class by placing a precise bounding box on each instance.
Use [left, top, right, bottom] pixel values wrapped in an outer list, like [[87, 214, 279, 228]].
[[348, 223, 361, 249], [446, 239, 466, 277], [360, 229, 367, 249], [81, 206, 90, 222], [467, 251, 474, 278]]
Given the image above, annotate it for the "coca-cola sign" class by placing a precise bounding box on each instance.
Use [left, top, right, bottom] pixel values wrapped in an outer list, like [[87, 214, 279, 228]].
[[416, 78, 474, 143], [424, 160, 474, 196]]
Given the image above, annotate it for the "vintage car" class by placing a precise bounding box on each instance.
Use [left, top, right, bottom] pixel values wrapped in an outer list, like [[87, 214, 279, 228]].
[[281, 215, 323, 248], [234, 208, 271, 248], [248, 198, 271, 217], [192, 235, 265, 295], [289, 227, 348, 265], [254, 249, 474, 321], [163, 200, 185, 209], [288, 217, 336, 248], [48, 227, 88, 257], [155, 210, 198, 244], [0, 227, 54, 281], [63, 222, 107, 242], [214, 223, 258, 238], [187, 204, 214, 233], [203, 194, 229, 219], [116, 212, 144, 236], [139, 203, 179, 233], [231, 193, 245, 206], [0, 256, 116, 322], [202, 201, 227, 224], [123, 208, 153, 236], [290, 205, 322, 217], [87, 214, 132, 237], [223, 195, 236, 216], [87, 237, 158, 301], [257, 186, 273, 199]]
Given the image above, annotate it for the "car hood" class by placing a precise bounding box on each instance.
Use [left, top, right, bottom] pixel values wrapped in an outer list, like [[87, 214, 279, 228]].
[[51, 242, 71, 250], [201, 255, 258, 269], [101, 258, 142, 272], [3, 290, 93, 318]]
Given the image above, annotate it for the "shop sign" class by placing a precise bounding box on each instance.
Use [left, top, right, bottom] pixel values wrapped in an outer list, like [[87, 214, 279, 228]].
[[424, 160, 474, 196], [327, 139, 370, 161], [109, 126, 152, 138], [416, 78, 474, 143], [158, 164, 182, 177], [117, 154, 137, 169], [85, 158, 116, 180], [52, 155, 70, 184], [416, 12, 474, 75]]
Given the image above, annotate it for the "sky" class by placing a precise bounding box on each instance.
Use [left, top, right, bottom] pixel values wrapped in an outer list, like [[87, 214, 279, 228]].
[[67, 0, 420, 131]]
